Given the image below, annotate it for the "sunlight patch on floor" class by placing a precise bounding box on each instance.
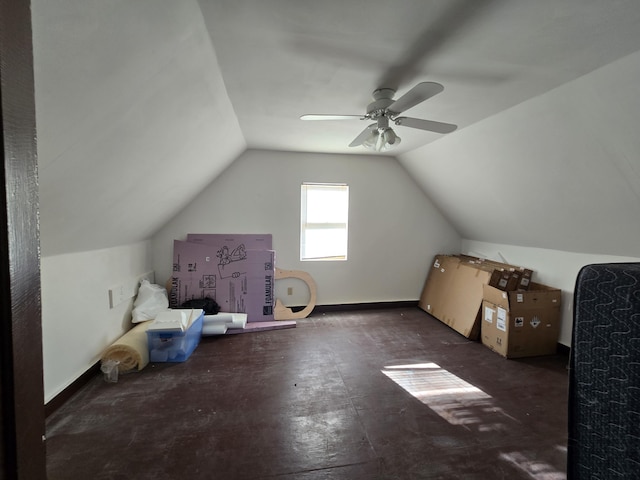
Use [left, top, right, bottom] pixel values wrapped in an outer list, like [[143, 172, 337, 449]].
[[499, 451, 566, 479], [381, 362, 513, 432], [382, 362, 566, 477]]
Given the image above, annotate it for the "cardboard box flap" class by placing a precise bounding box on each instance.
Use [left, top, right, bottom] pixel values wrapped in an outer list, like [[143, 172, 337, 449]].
[[418, 255, 460, 315], [483, 282, 562, 311], [483, 284, 510, 308], [432, 254, 461, 271]]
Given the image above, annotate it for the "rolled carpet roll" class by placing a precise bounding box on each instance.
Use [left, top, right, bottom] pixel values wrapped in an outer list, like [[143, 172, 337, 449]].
[[101, 320, 151, 373]]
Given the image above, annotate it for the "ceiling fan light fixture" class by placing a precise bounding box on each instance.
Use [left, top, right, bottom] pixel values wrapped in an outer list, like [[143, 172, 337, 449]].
[[361, 131, 379, 150], [380, 128, 401, 151], [383, 127, 399, 145], [362, 127, 401, 152]]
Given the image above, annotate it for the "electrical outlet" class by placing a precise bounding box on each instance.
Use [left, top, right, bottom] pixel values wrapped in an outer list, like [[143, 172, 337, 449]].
[[109, 271, 156, 309], [108, 284, 126, 309]]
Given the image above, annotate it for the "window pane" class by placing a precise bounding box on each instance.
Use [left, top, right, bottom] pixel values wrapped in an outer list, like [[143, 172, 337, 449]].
[[306, 188, 349, 223], [301, 183, 348, 261], [302, 227, 348, 260]]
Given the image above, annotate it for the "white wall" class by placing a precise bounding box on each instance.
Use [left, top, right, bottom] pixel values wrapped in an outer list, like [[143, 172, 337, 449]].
[[462, 239, 640, 347], [41, 241, 152, 403], [151, 149, 461, 306]]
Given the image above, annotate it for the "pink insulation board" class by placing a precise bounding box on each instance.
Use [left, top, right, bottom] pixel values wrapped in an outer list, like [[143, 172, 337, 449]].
[[171, 238, 275, 322], [186, 233, 272, 250]]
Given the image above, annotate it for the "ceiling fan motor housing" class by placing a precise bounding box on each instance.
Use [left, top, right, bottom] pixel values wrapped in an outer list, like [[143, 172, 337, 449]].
[[375, 116, 390, 132], [367, 88, 396, 119]]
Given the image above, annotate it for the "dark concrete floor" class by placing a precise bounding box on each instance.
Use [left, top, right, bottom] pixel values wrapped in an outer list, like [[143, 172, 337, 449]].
[[46, 307, 569, 479]]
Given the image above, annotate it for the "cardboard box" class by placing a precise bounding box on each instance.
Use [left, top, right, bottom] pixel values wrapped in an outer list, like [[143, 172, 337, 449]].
[[419, 254, 536, 340], [439, 262, 493, 340], [481, 282, 561, 358], [418, 255, 460, 318], [460, 254, 533, 291], [419, 255, 493, 340], [518, 269, 533, 290], [171, 238, 275, 322], [488, 269, 522, 292]]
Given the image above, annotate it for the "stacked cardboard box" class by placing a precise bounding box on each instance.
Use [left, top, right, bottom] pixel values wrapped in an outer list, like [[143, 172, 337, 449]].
[[458, 254, 533, 291], [418, 254, 534, 341], [481, 282, 561, 358], [170, 234, 275, 322]]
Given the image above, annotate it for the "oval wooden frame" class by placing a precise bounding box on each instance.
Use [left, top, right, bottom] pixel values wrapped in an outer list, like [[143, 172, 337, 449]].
[[274, 267, 317, 320]]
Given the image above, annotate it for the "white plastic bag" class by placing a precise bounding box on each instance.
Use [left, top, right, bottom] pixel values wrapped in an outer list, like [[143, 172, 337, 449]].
[[131, 279, 169, 323]]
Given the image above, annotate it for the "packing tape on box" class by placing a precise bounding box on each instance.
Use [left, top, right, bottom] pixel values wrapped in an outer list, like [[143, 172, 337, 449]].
[[101, 321, 151, 373]]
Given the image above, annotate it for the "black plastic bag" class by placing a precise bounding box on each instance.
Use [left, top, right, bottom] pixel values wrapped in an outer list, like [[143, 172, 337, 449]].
[[180, 297, 220, 315]]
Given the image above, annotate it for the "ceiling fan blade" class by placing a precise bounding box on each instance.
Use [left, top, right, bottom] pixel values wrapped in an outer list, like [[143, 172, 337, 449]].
[[377, 0, 499, 90], [300, 114, 362, 121], [387, 82, 444, 115], [394, 117, 457, 134], [349, 124, 376, 147]]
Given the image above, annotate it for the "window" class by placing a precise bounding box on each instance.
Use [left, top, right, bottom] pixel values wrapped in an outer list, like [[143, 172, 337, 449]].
[[300, 183, 349, 261]]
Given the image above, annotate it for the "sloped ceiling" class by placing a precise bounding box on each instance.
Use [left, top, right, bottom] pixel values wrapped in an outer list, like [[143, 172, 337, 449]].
[[32, 0, 640, 257], [32, 0, 246, 256]]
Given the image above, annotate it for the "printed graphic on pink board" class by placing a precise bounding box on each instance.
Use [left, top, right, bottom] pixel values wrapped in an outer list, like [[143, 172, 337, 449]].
[[171, 236, 275, 322], [186, 233, 272, 250]]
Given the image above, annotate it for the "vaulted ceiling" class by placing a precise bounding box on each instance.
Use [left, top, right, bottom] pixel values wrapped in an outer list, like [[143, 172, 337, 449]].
[[31, 0, 640, 258], [201, 0, 640, 155]]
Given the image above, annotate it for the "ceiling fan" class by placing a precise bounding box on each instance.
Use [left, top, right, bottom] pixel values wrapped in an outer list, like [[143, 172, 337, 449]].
[[300, 82, 457, 152]]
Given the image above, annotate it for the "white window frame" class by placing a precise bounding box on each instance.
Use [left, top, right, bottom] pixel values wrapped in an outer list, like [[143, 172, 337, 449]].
[[300, 183, 349, 261]]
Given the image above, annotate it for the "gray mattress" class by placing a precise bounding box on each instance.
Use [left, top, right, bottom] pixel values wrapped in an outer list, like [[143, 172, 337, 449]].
[[568, 263, 640, 479]]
